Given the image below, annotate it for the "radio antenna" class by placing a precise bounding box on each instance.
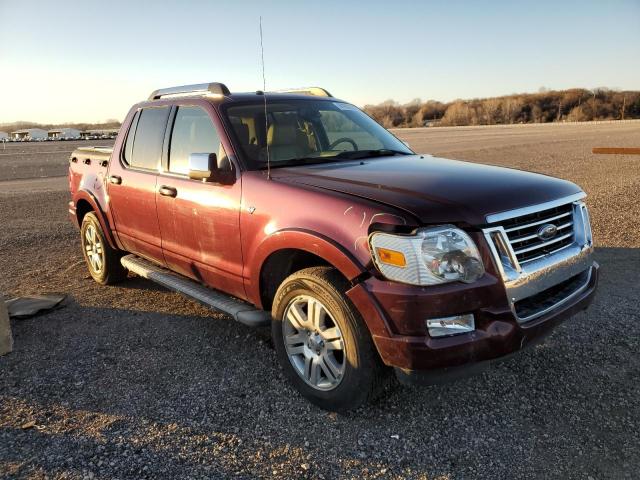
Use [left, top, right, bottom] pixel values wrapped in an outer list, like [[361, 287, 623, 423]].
[[259, 16, 271, 179]]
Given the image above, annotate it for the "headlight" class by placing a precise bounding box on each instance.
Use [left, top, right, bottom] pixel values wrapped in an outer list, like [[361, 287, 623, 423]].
[[369, 225, 485, 286]]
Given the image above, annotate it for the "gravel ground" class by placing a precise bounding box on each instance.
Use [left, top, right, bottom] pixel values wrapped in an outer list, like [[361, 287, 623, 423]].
[[1, 123, 639, 479], [0, 140, 113, 181]]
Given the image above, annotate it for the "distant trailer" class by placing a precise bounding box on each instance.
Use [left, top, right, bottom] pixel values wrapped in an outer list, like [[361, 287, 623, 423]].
[[10, 128, 48, 141], [80, 128, 119, 140], [48, 128, 81, 140]]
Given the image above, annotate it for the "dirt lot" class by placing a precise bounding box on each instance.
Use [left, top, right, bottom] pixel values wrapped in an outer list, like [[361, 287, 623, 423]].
[[0, 140, 113, 181], [1, 123, 639, 479]]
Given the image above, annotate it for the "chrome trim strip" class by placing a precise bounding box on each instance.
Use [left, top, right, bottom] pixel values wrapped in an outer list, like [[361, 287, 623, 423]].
[[518, 241, 574, 265], [273, 87, 333, 97], [512, 232, 574, 255], [486, 192, 586, 224], [578, 204, 594, 247], [484, 226, 522, 273], [503, 211, 573, 233], [516, 267, 593, 322], [510, 221, 573, 243], [502, 243, 592, 302], [148, 82, 230, 100]]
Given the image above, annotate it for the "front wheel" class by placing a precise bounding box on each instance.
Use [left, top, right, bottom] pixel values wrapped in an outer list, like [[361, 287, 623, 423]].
[[271, 267, 388, 412]]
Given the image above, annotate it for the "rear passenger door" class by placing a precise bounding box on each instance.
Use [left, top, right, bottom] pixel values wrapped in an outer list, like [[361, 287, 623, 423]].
[[108, 106, 170, 264], [155, 104, 245, 299]]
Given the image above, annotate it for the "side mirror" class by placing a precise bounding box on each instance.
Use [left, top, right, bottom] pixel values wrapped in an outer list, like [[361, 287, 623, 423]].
[[188, 153, 234, 184]]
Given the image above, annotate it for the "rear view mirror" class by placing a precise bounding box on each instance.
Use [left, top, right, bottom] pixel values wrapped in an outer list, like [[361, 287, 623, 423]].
[[188, 153, 235, 185], [188, 153, 216, 181]]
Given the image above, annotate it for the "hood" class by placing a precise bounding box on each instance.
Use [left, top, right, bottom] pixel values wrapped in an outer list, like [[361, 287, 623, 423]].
[[271, 155, 582, 226]]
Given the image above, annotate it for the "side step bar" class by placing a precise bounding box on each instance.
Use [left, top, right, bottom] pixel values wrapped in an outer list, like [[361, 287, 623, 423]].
[[120, 254, 271, 327]]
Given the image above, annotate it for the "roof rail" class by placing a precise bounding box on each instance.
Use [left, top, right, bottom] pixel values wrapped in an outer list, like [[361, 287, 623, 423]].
[[274, 87, 333, 97], [148, 82, 231, 100]]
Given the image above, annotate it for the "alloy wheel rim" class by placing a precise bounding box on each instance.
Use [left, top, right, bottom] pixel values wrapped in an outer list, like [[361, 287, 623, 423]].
[[282, 295, 346, 391], [84, 224, 104, 274]]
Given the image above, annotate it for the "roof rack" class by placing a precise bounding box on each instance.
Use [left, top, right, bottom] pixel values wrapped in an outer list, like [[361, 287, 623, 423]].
[[274, 87, 333, 97], [148, 82, 231, 100]]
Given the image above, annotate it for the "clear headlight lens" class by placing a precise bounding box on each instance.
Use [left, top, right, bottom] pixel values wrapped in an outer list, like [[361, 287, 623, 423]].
[[369, 225, 485, 286]]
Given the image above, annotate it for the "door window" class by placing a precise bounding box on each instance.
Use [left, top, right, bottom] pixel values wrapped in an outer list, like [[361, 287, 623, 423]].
[[169, 106, 229, 175], [129, 107, 170, 170]]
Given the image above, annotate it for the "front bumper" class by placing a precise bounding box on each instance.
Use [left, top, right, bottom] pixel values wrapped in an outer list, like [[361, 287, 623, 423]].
[[345, 194, 599, 384], [347, 262, 598, 382]]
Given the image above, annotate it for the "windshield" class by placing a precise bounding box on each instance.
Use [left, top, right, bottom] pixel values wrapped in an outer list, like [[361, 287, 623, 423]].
[[222, 99, 413, 169]]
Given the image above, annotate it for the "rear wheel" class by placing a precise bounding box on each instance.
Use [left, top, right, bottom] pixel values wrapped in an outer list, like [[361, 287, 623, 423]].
[[80, 212, 127, 285], [272, 267, 388, 412]]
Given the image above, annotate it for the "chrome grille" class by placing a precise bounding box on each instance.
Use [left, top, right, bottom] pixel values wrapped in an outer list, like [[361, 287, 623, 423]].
[[482, 193, 594, 324], [495, 203, 575, 264]]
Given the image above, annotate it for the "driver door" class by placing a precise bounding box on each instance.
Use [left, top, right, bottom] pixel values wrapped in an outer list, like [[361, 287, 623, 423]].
[[155, 105, 246, 299]]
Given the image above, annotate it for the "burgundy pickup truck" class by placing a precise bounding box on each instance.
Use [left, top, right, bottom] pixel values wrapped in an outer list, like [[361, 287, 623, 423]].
[[69, 83, 598, 411]]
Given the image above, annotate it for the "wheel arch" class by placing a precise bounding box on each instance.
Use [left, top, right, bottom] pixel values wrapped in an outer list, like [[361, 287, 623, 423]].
[[250, 229, 368, 311], [74, 190, 119, 250], [260, 249, 334, 312]]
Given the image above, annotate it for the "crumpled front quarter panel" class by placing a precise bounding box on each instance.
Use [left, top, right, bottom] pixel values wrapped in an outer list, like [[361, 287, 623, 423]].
[[240, 171, 415, 307]]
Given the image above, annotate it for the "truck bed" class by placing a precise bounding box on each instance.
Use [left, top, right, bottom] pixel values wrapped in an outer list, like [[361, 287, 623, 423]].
[[68, 146, 114, 197], [70, 146, 113, 165]]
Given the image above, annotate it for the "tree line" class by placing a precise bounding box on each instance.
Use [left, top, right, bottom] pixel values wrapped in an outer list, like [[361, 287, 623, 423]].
[[4, 88, 639, 133], [363, 88, 640, 128]]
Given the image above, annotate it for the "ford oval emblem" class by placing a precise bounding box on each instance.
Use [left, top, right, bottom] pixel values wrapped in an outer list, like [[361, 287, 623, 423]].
[[537, 223, 558, 241]]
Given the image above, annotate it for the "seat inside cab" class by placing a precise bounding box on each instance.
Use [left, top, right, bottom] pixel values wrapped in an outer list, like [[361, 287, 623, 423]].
[[229, 109, 320, 164]]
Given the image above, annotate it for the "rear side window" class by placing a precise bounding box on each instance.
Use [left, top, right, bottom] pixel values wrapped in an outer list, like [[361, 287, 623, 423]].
[[169, 106, 228, 174], [129, 107, 170, 170], [122, 111, 140, 165]]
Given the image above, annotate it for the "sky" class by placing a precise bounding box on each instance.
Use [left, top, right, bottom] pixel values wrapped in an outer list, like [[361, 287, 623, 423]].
[[1, 0, 639, 124]]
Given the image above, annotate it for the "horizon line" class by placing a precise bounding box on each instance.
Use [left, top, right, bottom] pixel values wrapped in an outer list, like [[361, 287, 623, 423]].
[[1, 85, 636, 126]]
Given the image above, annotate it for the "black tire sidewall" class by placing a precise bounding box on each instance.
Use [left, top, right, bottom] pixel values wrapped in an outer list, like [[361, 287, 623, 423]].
[[80, 213, 113, 285], [272, 269, 379, 412]]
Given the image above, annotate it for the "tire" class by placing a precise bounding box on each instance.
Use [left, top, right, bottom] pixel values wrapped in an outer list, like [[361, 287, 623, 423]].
[[271, 266, 388, 412], [80, 212, 127, 285]]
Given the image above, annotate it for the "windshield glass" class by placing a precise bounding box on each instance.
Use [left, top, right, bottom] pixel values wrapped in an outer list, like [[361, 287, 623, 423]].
[[223, 99, 412, 169]]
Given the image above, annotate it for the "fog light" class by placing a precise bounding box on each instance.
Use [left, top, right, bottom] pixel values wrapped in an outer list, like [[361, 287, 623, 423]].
[[426, 314, 475, 337]]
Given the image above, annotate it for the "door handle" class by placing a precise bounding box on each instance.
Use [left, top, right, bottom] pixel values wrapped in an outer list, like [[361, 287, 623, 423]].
[[159, 185, 178, 198], [109, 175, 122, 185]]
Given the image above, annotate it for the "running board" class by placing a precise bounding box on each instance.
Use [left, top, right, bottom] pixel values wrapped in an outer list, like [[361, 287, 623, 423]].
[[120, 255, 271, 327]]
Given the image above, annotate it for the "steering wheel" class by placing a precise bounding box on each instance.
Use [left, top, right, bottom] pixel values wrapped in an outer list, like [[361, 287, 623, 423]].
[[329, 137, 358, 151]]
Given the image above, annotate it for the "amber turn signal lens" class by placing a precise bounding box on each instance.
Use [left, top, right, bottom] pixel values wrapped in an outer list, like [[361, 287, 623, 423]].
[[375, 247, 407, 267]]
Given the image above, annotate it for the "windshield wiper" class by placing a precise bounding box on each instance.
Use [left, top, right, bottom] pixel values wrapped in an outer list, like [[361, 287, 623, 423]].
[[257, 149, 411, 169], [334, 149, 411, 160], [259, 156, 343, 169]]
